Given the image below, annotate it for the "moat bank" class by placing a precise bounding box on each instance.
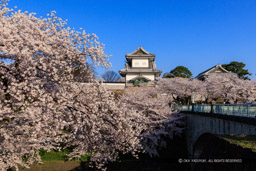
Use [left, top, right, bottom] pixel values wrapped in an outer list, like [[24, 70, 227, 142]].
[[193, 135, 256, 171], [16, 134, 256, 171]]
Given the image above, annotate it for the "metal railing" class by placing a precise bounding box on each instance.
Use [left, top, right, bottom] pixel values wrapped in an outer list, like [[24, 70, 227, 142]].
[[172, 104, 256, 118]]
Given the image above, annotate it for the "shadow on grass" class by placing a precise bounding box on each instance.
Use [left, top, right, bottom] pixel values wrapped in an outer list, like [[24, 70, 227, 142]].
[[194, 135, 256, 171], [218, 135, 256, 152]]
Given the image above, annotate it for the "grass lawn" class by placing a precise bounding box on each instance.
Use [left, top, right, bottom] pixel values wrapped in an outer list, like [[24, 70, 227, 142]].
[[18, 161, 82, 171], [40, 149, 90, 162], [218, 135, 256, 152], [15, 150, 91, 171]]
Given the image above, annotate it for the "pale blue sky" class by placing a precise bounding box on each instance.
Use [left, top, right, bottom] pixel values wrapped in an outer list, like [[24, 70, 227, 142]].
[[7, 0, 256, 78]]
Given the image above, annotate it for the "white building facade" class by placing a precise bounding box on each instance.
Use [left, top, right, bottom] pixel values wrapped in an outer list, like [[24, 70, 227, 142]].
[[119, 46, 162, 87]]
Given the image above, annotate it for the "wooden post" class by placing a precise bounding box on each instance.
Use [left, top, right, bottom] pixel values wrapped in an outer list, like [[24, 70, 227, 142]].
[[210, 103, 214, 113]]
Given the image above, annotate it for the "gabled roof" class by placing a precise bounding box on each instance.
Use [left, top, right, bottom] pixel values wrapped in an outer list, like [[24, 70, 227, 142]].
[[195, 64, 229, 79], [125, 46, 155, 57]]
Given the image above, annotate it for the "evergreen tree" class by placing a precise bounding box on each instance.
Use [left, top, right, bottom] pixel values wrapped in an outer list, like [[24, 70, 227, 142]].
[[163, 66, 192, 78], [222, 61, 251, 80]]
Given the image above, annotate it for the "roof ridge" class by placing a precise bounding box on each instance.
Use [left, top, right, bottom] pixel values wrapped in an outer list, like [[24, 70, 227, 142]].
[[126, 46, 155, 56], [195, 64, 229, 78]]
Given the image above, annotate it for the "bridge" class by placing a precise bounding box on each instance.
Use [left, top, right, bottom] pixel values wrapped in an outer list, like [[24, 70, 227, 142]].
[[173, 104, 256, 158]]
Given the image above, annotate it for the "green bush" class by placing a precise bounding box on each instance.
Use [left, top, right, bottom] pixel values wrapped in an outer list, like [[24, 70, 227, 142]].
[[39, 149, 91, 162]]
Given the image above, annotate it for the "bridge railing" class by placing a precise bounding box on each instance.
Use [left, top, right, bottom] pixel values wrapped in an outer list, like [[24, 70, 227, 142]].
[[172, 104, 256, 118]]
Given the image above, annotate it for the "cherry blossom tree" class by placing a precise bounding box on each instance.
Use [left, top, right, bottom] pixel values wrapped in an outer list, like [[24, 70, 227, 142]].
[[156, 74, 256, 104], [73, 63, 98, 82], [120, 88, 184, 157], [203, 73, 256, 103], [0, 0, 116, 170], [0, 1, 185, 170], [156, 77, 203, 104]]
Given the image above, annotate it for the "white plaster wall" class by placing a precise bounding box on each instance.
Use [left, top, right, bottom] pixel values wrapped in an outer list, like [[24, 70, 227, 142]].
[[101, 83, 125, 90], [73, 83, 125, 90], [142, 75, 154, 81], [101, 83, 125, 86], [132, 59, 148, 68], [126, 74, 138, 81]]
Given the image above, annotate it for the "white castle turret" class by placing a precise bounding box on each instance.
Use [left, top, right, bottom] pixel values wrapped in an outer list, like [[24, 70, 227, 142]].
[[119, 46, 162, 87]]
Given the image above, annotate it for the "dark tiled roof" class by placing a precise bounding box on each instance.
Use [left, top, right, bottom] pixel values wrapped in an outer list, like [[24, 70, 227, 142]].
[[195, 64, 229, 78]]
